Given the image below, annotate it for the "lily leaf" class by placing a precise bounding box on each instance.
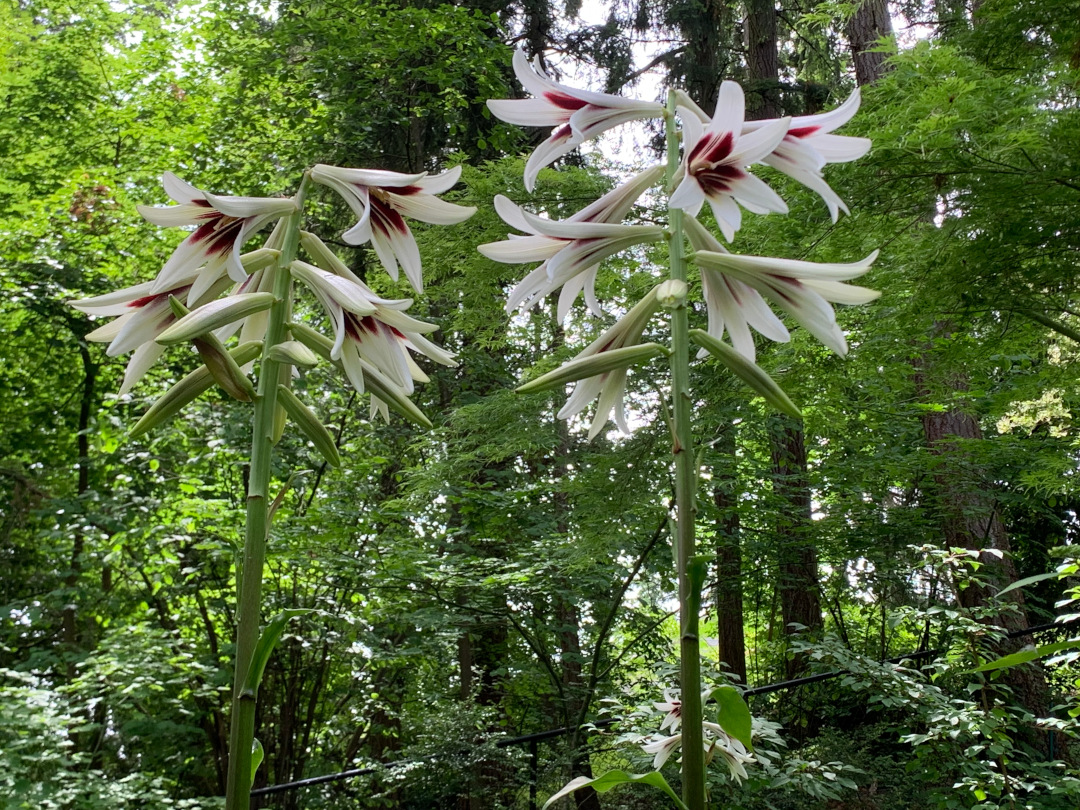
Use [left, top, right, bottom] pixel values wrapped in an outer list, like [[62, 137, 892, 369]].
[[707, 685, 754, 751], [129, 342, 263, 438], [277, 385, 340, 467], [543, 770, 687, 810], [250, 738, 264, 788], [690, 329, 801, 418], [242, 608, 313, 698], [517, 343, 667, 394]]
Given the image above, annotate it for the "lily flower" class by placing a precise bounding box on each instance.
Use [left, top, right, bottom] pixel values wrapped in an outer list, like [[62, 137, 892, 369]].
[[669, 81, 790, 242], [479, 165, 665, 322], [310, 164, 476, 294], [640, 721, 755, 783], [487, 49, 664, 191], [744, 90, 870, 221], [290, 260, 456, 400], [702, 722, 754, 784], [71, 273, 233, 395], [693, 243, 880, 357], [685, 216, 791, 362], [677, 88, 871, 221], [654, 689, 683, 732], [557, 291, 660, 439], [140, 172, 297, 300]]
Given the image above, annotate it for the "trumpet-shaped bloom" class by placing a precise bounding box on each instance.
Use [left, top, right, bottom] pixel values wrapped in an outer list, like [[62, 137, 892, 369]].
[[693, 244, 880, 357], [654, 689, 683, 732], [641, 722, 755, 783], [290, 260, 456, 400], [71, 272, 234, 394], [557, 292, 659, 439], [669, 81, 790, 242], [487, 49, 664, 191], [140, 172, 297, 299], [684, 217, 790, 362], [310, 164, 475, 294], [743, 90, 871, 220], [479, 165, 664, 322]]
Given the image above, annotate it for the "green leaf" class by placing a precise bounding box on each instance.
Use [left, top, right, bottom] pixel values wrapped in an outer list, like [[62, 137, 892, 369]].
[[707, 685, 754, 751], [242, 609, 313, 698], [516, 343, 667, 394], [542, 770, 688, 810], [994, 571, 1061, 598], [251, 738, 264, 788], [689, 329, 801, 418], [277, 384, 340, 467], [975, 640, 1080, 672]]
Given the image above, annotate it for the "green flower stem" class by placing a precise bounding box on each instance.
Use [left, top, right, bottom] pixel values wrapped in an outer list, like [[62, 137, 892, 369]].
[[225, 174, 310, 810], [664, 91, 705, 810]]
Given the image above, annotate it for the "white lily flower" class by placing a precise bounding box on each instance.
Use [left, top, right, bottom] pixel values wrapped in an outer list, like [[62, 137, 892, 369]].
[[702, 722, 754, 784], [654, 689, 683, 732], [693, 245, 880, 357], [744, 90, 870, 221], [669, 81, 790, 242], [684, 216, 790, 362], [642, 733, 684, 770], [290, 260, 456, 399], [310, 164, 476, 294], [557, 291, 659, 439], [479, 165, 665, 322], [139, 172, 297, 300], [487, 49, 664, 191], [71, 272, 233, 395], [640, 720, 755, 783], [678, 88, 871, 221]]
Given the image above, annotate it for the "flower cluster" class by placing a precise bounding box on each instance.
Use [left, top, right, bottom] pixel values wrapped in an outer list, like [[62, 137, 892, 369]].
[[72, 165, 473, 421], [642, 690, 756, 784], [484, 48, 878, 439]]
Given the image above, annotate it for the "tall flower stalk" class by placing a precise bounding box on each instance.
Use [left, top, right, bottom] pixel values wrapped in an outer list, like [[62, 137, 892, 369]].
[[71, 165, 473, 810], [663, 90, 707, 810], [485, 50, 878, 809]]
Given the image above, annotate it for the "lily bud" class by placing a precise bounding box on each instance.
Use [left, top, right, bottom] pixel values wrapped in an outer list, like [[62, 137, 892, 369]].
[[156, 293, 276, 345]]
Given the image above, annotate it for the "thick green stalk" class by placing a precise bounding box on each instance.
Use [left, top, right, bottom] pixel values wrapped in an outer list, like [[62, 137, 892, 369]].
[[225, 175, 309, 810], [664, 92, 705, 810]]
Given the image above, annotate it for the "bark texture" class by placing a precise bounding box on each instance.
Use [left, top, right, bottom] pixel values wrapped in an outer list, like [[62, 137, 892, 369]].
[[845, 0, 894, 87]]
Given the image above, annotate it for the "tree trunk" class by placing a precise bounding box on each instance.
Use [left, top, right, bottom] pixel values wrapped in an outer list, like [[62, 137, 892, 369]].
[[769, 416, 823, 680], [845, 0, 894, 87], [914, 324, 1051, 744], [713, 426, 747, 685], [744, 0, 781, 118]]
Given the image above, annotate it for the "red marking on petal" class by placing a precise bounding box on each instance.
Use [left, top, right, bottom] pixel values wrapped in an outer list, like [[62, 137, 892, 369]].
[[203, 219, 244, 256], [551, 123, 573, 142], [192, 199, 213, 208], [692, 132, 734, 166], [128, 283, 193, 310], [392, 185, 423, 196], [694, 164, 744, 196], [787, 125, 821, 140], [543, 91, 589, 112], [370, 196, 409, 236]]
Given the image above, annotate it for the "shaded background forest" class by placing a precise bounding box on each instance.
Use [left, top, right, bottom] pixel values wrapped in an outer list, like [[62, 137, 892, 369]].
[[3, 0, 1080, 807]]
